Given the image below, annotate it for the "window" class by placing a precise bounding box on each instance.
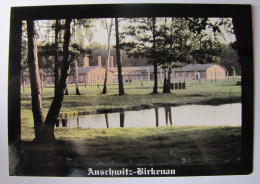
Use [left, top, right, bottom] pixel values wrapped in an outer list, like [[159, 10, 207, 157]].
[[97, 75, 100, 80]]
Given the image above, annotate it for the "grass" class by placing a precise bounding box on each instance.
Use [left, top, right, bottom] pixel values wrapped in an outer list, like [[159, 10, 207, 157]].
[[15, 79, 242, 176], [17, 126, 241, 176]]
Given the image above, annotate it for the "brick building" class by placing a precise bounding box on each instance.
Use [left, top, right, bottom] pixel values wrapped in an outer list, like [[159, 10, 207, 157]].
[[68, 54, 114, 85], [173, 63, 226, 81], [108, 66, 154, 83], [24, 56, 227, 87]]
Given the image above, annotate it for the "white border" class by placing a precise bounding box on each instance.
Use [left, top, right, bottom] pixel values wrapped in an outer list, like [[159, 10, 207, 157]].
[[1, 1, 259, 184]]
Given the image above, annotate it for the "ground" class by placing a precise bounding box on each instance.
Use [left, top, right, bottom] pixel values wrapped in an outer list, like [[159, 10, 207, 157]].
[[13, 126, 241, 176], [15, 79, 242, 176]]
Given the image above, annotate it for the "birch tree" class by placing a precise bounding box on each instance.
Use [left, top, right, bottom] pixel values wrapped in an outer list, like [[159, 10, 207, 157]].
[[102, 18, 114, 94]]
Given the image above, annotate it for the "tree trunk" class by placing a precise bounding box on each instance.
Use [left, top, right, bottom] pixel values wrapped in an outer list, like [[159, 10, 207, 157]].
[[102, 69, 108, 94], [163, 67, 172, 93], [151, 17, 158, 94], [167, 68, 172, 92], [64, 66, 70, 95], [54, 19, 61, 97], [64, 78, 69, 95], [43, 19, 72, 144], [163, 18, 170, 94], [72, 19, 81, 96], [163, 68, 167, 92], [40, 69, 43, 92], [152, 62, 158, 94], [74, 60, 81, 95], [115, 18, 125, 95], [21, 74, 25, 92], [102, 18, 113, 94], [27, 20, 45, 141]]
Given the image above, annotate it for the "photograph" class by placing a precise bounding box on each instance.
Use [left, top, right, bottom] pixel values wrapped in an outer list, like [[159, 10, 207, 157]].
[[8, 3, 254, 177]]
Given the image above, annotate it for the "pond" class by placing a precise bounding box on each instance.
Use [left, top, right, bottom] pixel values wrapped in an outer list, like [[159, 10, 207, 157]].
[[56, 103, 241, 129]]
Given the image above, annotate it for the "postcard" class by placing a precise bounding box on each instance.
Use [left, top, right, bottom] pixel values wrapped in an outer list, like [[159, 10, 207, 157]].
[[8, 3, 254, 177]]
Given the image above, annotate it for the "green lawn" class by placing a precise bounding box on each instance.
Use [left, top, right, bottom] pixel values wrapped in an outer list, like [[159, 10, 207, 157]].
[[16, 79, 242, 176], [19, 126, 241, 175]]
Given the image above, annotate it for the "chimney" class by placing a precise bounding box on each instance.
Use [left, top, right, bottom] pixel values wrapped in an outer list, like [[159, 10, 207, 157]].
[[98, 56, 102, 67], [110, 56, 114, 67], [83, 54, 89, 68]]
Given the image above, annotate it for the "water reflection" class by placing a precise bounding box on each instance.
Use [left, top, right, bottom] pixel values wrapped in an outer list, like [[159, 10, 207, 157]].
[[56, 103, 241, 129], [155, 108, 159, 127], [164, 106, 173, 126], [77, 116, 80, 128], [120, 112, 125, 128], [55, 119, 60, 128], [105, 114, 109, 128]]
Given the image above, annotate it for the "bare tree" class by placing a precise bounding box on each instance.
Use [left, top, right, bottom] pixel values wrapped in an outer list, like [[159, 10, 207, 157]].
[[26, 20, 45, 141], [27, 19, 72, 144], [43, 19, 72, 143], [102, 18, 114, 94], [115, 17, 125, 95]]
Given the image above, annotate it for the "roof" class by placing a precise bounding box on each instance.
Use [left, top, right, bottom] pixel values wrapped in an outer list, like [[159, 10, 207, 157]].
[[78, 66, 101, 74], [173, 63, 215, 72], [108, 66, 154, 72]]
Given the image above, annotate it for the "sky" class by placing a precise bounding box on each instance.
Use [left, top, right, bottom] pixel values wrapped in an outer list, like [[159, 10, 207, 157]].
[[32, 17, 236, 48], [87, 18, 236, 47]]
